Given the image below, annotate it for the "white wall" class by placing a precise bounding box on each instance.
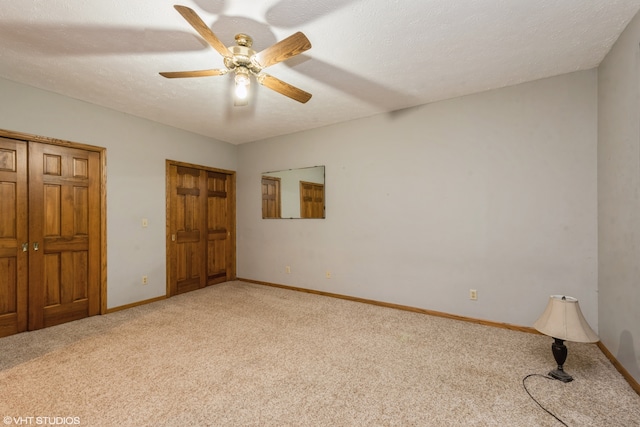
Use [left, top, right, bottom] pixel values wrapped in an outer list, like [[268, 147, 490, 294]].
[[598, 11, 640, 383], [0, 78, 237, 309], [238, 70, 598, 328], [0, 69, 602, 333]]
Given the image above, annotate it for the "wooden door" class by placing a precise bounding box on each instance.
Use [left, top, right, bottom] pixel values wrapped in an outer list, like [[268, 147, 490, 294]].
[[0, 138, 28, 337], [28, 142, 101, 330], [168, 165, 207, 295], [167, 162, 235, 296], [206, 171, 232, 286], [300, 181, 325, 218], [261, 176, 281, 218]]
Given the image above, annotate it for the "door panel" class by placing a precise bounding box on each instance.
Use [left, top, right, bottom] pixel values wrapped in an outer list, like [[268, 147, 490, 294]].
[[169, 165, 206, 294], [0, 138, 27, 337], [28, 142, 101, 330], [206, 172, 229, 285]]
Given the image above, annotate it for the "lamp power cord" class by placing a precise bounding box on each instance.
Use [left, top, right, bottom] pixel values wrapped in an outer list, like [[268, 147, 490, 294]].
[[522, 373, 568, 426]]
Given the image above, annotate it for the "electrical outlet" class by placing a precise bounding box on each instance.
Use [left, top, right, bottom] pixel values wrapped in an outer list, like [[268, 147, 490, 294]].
[[285, 266, 291, 274], [142, 275, 148, 285], [326, 271, 331, 279], [469, 289, 477, 300]]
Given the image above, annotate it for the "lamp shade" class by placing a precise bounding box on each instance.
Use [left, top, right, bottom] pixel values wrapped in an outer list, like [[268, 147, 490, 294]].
[[534, 295, 599, 343]]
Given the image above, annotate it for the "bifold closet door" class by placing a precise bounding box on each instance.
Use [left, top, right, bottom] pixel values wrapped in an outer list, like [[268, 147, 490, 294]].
[[168, 165, 208, 295], [167, 163, 235, 296], [206, 171, 232, 286], [28, 142, 101, 330], [0, 138, 28, 337]]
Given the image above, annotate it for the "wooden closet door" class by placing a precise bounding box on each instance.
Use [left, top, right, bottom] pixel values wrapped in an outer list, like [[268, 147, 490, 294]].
[[206, 171, 232, 285], [28, 142, 101, 330], [0, 138, 28, 337], [167, 162, 235, 296], [168, 165, 207, 295]]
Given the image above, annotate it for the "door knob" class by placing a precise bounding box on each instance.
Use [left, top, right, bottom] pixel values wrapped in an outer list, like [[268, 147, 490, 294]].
[[22, 243, 28, 252], [33, 242, 39, 251]]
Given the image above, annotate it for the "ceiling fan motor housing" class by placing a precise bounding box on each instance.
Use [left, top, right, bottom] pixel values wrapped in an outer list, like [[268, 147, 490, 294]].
[[224, 34, 262, 75]]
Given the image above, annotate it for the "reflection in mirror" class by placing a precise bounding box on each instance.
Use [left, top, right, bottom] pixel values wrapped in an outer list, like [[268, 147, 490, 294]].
[[262, 166, 325, 219]]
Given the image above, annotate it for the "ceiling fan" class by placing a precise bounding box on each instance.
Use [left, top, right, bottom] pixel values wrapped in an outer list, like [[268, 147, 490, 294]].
[[159, 5, 312, 105]]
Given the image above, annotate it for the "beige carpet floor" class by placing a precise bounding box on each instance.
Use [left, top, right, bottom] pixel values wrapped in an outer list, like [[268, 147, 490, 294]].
[[0, 281, 639, 426]]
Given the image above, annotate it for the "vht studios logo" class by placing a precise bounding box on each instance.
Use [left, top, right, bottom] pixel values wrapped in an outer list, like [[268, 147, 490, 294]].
[[3, 416, 81, 425]]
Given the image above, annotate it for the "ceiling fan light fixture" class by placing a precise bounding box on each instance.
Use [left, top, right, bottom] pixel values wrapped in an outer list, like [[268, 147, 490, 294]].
[[234, 67, 251, 106], [234, 68, 250, 87], [235, 82, 249, 100]]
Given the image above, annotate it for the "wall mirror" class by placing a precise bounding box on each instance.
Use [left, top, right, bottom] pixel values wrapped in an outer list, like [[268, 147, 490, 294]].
[[262, 166, 325, 219]]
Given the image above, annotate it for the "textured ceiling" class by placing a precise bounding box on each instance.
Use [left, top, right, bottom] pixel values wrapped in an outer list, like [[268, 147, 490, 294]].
[[1, 1, 639, 145]]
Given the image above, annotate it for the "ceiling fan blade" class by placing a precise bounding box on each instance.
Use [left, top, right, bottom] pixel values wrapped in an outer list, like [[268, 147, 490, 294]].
[[258, 74, 312, 103], [159, 69, 227, 78], [253, 32, 312, 69], [174, 5, 230, 58]]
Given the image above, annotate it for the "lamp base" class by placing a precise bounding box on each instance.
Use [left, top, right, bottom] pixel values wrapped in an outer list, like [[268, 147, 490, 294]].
[[549, 369, 573, 383]]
